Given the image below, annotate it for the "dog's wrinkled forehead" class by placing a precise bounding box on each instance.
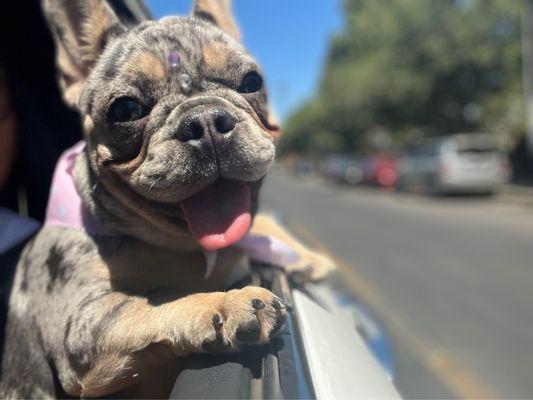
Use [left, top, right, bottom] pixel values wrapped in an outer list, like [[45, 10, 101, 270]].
[[82, 17, 254, 111]]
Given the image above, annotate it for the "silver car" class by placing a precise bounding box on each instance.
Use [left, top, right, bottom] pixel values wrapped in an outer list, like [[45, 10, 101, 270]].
[[397, 133, 510, 195]]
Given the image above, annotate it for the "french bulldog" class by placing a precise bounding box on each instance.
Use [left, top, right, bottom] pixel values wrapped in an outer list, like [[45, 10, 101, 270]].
[[0, 0, 334, 397]]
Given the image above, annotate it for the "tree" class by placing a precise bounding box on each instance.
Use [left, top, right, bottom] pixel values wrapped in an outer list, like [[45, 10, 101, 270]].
[[281, 0, 524, 156]]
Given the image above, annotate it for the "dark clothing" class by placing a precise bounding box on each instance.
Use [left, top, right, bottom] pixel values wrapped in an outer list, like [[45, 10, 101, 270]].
[[0, 209, 39, 256], [0, 208, 39, 352]]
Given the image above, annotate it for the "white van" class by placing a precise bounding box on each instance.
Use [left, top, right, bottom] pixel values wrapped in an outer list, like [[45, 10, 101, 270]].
[[397, 133, 510, 195]]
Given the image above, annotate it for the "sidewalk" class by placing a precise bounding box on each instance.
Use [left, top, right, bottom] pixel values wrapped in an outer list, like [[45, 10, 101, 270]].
[[498, 184, 533, 207]]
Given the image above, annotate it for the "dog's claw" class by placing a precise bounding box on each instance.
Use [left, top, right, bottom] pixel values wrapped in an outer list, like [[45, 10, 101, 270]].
[[285, 250, 336, 283], [212, 314, 224, 330], [272, 298, 285, 310], [251, 299, 265, 310]]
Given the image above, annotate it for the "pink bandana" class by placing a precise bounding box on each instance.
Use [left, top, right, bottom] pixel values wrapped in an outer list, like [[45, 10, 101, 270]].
[[45, 142, 300, 278]]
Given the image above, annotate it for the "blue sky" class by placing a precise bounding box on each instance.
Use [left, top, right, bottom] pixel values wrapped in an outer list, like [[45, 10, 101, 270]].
[[145, 0, 343, 121]]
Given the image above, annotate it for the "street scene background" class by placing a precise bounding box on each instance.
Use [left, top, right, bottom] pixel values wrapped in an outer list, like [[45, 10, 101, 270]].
[[260, 1, 533, 398]]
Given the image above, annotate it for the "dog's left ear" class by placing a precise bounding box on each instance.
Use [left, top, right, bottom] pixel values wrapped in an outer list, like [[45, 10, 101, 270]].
[[192, 0, 241, 42], [43, 0, 125, 107]]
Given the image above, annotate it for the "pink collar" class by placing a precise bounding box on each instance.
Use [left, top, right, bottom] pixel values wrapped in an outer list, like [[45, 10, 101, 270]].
[[45, 142, 299, 278]]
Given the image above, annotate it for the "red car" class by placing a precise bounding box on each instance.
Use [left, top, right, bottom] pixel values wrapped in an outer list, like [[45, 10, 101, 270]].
[[359, 153, 397, 188]]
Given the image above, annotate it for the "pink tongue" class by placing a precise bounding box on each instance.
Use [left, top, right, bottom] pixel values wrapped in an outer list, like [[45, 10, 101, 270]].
[[180, 179, 251, 251]]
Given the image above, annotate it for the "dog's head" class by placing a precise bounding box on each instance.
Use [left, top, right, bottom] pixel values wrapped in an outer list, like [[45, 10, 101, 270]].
[[45, 0, 279, 251]]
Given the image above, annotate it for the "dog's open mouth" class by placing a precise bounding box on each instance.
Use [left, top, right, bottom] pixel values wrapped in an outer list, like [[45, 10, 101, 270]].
[[179, 179, 251, 251]]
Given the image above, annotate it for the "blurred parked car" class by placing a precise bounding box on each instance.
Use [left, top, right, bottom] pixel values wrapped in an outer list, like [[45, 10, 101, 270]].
[[359, 153, 398, 188], [285, 156, 315, 176], [319, 155, 363, 185], [397, 133, 510, 195]]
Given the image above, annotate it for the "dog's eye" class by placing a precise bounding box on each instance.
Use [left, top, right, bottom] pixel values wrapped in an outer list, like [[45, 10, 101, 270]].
[[107, 98, 148, 123], [239, 71, 263, 93]]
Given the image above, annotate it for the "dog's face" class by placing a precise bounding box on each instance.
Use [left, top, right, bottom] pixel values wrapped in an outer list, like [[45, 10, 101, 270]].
[[46, 0, 279, 250]]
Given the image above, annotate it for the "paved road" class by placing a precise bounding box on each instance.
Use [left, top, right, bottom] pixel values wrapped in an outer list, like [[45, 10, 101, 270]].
[[261, 169, 533, 399]]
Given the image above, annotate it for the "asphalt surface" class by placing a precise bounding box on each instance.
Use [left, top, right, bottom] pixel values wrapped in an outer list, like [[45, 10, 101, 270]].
[[261, 169, 533, 399]]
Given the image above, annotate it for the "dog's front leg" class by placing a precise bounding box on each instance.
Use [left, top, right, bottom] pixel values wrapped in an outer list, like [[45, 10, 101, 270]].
[[60, 286, 286, 398], [251, 213, 336, 281]]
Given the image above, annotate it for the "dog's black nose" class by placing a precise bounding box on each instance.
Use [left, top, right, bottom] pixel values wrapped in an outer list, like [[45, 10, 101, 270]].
[[176, 107, 236, 142], [214, 109, 237, 134]]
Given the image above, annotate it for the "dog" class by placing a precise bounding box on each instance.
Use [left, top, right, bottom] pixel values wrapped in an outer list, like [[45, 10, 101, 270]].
[[0, 0, 334, 397]]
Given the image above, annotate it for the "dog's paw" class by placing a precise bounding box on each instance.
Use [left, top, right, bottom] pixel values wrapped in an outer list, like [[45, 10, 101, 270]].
[[190, 286, 287, 353], [285, 248, 336, 283]]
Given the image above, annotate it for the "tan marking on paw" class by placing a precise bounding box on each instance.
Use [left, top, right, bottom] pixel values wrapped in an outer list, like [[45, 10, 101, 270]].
[[180, 286, 287, 353]]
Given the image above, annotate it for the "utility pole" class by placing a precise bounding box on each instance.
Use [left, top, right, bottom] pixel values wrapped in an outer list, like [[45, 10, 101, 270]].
[[522, 0, 533, 156]]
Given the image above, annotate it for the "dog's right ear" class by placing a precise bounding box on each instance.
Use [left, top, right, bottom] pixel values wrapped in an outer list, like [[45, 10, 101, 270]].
[[43, 0, 125, 107], [192, 0, 241, 42]]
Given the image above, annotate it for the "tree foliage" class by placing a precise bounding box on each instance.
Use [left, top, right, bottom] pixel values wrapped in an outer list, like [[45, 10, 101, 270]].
[[280, 0, 524, 155]]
